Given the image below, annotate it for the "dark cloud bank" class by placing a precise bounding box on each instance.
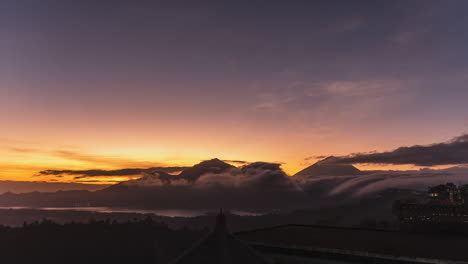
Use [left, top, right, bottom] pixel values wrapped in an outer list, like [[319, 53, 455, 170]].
[[38, 167, 190, 178], [335, 134, 468, 166]]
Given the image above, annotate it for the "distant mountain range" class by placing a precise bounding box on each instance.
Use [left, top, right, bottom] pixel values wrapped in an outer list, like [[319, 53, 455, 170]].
[[178, 158, 234, 182], [0, 157, 466, 213], [111, 158, 235, 188], [0, 181, 110, 194]]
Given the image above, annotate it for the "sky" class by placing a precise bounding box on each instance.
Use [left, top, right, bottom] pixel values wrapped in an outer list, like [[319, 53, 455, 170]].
[[1, 0, 468, 184]]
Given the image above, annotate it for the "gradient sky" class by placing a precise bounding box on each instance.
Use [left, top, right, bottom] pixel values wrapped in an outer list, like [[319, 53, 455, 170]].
[[2, 1, 468, 183]]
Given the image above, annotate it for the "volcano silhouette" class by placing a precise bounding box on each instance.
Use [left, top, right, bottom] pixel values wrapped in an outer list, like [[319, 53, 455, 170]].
[[294, 156, 362, 177]]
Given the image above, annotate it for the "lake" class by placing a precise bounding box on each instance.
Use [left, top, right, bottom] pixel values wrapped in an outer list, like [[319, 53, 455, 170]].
[[0, 206, 263, 217]]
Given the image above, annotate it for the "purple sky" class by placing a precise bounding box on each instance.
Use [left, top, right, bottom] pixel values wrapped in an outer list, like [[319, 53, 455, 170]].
[[1, 0, 468, 182]]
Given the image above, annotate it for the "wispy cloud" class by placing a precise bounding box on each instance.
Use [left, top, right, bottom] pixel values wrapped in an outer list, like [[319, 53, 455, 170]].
[[8, 147, 41, 153], [37, 167, 189, 177], [220, 159, 250, 165], [53, 150, 154, 167]]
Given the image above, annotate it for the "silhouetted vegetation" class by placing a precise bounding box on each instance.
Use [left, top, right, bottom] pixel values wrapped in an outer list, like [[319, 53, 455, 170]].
[[0, 217, 206, 264]]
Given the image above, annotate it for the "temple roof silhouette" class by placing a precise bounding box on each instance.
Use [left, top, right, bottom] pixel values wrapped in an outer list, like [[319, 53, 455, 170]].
[[171, 209, 268, 264]]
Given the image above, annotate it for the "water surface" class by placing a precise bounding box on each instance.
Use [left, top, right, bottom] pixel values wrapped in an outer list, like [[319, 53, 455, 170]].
[[0, 206, 262, 217]]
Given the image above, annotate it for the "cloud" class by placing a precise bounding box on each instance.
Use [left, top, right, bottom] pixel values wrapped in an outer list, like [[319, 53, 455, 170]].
[[250, 78, 410, 134], [75, 179, 122, 183], [304, 155, 327, 161], [334, 134, 468, 166], [295, 165, 468, 200], [220, 159, 250, 165], [52, 150, 164, 168], [324, 168, 468, 197], [195, 162, 300, 192], [98, 161, 310, 210], [38, 167, 189, 177], [116, 161, 300, 191], [7, 147, 41, 153], [39, 169, 141, 177]]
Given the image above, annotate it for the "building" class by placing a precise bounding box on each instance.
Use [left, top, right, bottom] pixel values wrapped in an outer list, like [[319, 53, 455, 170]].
[[393, 183, 468, 231]]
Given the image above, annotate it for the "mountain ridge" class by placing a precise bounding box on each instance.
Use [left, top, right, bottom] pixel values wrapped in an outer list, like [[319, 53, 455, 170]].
[[294, 156, 363, 178]]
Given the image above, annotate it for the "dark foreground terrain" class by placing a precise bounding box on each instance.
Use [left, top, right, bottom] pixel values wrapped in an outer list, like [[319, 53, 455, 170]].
[[237, 224, 468, 262], [0, 219, 205, 264], [2, 218, 468, 264]]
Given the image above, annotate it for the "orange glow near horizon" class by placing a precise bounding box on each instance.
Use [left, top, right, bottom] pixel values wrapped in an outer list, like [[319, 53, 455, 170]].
[[3, 1, 468, 188], [2, 76, 468, 185]]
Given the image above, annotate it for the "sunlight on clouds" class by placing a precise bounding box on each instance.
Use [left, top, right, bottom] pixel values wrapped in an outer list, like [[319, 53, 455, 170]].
[[74, 176, 142, 185]]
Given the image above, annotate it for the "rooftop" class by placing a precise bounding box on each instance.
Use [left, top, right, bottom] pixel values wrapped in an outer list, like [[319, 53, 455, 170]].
[[236, 224, 468, 263]]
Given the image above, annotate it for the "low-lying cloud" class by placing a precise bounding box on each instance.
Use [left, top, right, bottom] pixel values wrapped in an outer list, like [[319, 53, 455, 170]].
[[195, 162, 300, 191], [119, 162, 300, 191], [317, 167, 468, 197], [108, 161, 308, 210]]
